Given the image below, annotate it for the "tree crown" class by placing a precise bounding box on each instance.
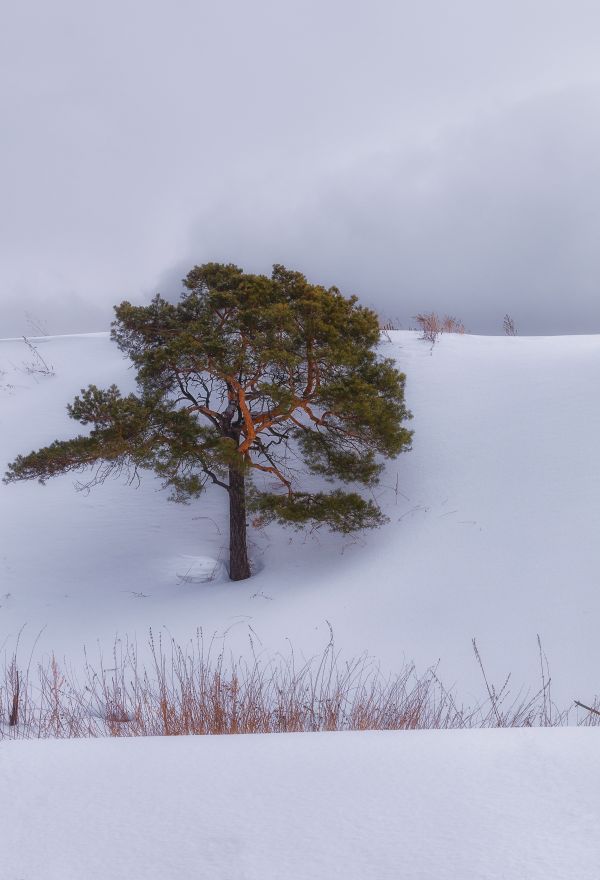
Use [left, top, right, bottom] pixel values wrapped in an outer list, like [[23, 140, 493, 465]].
[[5, 263, 412, 533]]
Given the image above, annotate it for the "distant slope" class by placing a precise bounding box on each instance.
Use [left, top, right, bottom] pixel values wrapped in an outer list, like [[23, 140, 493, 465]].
[[1, 331, 599, 702]]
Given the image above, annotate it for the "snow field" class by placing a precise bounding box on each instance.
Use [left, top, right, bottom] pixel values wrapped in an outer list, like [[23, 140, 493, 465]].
[[2, 330, 600, 879], [3, 728, 600, 880]]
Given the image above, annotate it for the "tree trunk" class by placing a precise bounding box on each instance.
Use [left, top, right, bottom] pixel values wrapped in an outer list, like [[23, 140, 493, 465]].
[[228, 465, 251, 581]]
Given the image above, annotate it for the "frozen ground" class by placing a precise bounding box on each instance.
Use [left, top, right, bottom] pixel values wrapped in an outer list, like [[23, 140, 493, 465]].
[[3, 727, 600, 879], [1, 331, 599, 704]]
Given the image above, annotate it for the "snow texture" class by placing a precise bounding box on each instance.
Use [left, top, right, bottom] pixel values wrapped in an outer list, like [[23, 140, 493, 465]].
[[175, 555, 226, 584], [2, 728, 600, 879]]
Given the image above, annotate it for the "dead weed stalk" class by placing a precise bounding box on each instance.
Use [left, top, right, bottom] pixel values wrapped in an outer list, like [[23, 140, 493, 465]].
[[0, 632, 596, 739]]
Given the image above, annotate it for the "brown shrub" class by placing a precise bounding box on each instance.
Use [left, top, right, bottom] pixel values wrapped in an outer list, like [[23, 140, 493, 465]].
[[414, 312, 466, 345]]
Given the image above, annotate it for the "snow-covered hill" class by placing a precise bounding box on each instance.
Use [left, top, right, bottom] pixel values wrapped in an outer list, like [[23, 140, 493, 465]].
[[1, 330, 599, 704]]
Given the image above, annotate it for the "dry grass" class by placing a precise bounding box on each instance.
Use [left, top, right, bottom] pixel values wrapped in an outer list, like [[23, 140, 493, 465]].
[[1, 631, 597, 739], [379, 320, 399, 343], [414, 312, 466, 345]]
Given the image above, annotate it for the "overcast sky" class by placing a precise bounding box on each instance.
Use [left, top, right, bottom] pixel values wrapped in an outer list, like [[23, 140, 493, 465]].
[[2, 0, 600, 336]]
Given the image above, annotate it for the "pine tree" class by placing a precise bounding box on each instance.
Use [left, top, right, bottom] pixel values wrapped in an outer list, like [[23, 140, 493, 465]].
[[4, 264, 413, 580]]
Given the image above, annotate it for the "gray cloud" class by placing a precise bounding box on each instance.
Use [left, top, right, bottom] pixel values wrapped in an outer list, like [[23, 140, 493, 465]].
[[2, 0, 600, 335]]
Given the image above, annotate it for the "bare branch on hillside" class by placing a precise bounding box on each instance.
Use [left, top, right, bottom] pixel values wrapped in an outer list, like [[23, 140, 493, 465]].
[[414, 312, 466, 347], [22, 336, 55, 377], [503, 314, 518, 336], [574, 700, 600, 718], [379, 319, 400, 343]]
